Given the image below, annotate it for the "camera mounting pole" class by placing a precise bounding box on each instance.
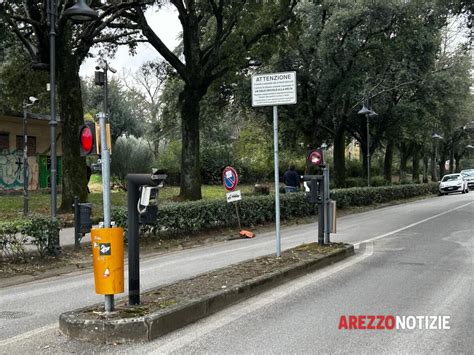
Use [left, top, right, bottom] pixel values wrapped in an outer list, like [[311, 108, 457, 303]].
[[127, 172, 166, 306]]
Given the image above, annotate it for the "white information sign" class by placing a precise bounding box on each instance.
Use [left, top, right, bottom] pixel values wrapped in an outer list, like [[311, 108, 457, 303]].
[[251, 71, 297, 107], [226, 190, 242, 203]]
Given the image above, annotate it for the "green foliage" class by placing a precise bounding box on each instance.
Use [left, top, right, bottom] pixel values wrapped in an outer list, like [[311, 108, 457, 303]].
[[0, 216, 61, 262], [111, 183, 437, 237], [0, 46, 49, 113], [21, 215, 61, 258], [0, 220, 27, 263], [82, 78, 144, 142], [110, 136, 154, 190], [156, 140, 182, 185], [234, 122, 273, 182]]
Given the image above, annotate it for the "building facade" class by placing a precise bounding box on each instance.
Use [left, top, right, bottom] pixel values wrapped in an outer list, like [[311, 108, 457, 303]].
[[0, 113, 62, 191]]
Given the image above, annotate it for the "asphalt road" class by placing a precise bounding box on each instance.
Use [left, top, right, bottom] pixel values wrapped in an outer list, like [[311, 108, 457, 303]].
[[0, 193, 472, 353]]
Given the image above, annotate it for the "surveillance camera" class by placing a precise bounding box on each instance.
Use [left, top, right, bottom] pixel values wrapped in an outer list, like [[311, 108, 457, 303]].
[[29, 96, 39, 104], [108, 66, 117, 74]]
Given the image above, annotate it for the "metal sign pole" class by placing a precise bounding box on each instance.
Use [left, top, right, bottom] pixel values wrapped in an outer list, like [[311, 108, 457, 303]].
[[273, 105, 281, 257], [234, 202, 242, 230], [98, 111, 113, 311], [323, 165, 330, 244]]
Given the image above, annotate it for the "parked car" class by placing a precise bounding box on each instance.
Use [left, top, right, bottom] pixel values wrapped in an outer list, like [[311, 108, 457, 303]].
[[460, 169, 474, 190], [438, 173, 469, 195]]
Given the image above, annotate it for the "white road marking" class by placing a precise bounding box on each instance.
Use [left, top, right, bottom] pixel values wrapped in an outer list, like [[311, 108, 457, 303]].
[[0, 323, 57, 347], [147, 243, 374, 354], [353, 201, 473, 248]]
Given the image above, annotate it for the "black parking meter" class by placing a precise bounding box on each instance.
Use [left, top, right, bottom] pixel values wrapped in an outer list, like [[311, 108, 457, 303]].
[[302, 174, 325, 245], [73, 196, 92, 248], [306, 178, 319, 203], [138, 186, 160, 225], [79, 203, 93, 233]]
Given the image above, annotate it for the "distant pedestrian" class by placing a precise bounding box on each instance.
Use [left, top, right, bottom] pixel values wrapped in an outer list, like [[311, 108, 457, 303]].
[[86, 165, 92, 193], [283, 165, 300, 193]]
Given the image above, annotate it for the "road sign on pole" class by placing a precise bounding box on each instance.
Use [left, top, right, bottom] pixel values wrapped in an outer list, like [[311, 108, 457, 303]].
[[222, 166, 239, 191], [251, 72, 297, 257], [251, 72, 297, 107]]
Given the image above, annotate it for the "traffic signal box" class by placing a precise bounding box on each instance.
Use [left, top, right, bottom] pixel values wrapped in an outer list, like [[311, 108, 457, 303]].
[[307, 148, 325, 168], [79, 121, 112, 156], [91, 227, 124, 295], [79, 121, 99, 156]]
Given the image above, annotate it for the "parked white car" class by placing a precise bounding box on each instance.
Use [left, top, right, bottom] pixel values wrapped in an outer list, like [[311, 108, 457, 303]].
[[438, 173, 469, 195], [460, 169, 474, 190]]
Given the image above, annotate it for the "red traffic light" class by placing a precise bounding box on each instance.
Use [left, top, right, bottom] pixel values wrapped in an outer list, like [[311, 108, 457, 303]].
[[79, 121, 98, 156], [308, 149, 323, 166], [81, 126, 93, 153]]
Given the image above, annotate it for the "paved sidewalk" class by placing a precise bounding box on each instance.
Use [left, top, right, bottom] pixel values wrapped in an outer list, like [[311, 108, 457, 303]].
[[22, 227, 91, 253], [60, 227, 91, 247]]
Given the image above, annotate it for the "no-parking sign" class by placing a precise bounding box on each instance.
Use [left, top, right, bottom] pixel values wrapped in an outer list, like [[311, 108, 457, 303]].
[[222, 166, 239, 191]]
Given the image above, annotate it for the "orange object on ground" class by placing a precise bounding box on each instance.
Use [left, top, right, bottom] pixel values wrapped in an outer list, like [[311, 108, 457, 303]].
[[91, 227, 124, 295], [239, 230, 255, 238]]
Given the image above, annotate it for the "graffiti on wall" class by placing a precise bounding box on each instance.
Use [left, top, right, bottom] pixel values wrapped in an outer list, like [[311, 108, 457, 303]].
[[0, 150, 39, 190]]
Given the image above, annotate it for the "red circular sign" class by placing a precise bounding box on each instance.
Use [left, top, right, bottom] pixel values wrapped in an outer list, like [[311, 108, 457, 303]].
[[222, 166, 239, 191], [308, 150, 322, 166]]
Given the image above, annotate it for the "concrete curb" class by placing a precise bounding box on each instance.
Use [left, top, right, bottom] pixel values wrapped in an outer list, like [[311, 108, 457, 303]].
[[59, 244, 354, 343]]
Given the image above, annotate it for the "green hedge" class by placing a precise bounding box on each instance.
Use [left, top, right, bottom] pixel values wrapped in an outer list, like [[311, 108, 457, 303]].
[[112, 183, 438, 237], [0, 216, 61, 262]]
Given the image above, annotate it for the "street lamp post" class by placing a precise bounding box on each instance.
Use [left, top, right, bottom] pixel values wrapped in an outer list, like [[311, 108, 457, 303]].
[[22, 96, 39, 216], [47, 0, 98, 251], [358, 101, 377, 187]]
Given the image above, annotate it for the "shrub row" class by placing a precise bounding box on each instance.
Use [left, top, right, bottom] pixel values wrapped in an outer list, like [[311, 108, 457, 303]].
[[111, 183, 438, 237], [0, 216, 61, 262]]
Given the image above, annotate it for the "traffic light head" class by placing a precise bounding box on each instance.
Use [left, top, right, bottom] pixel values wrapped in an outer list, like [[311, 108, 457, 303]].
[[307, 148, 324, 167], [79, 121, 98, 156]]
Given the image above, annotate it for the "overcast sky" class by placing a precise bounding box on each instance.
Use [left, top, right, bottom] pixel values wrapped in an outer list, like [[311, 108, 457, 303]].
[[79, 5, 181, 79]]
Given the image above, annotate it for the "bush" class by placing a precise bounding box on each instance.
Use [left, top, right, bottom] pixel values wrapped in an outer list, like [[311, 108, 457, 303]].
[[345, 177, 367, 188], [0, 216, 61, 262], [111, 183, 437, 238], [21, 215, 61, 258], [110, 136, 154, 189], [0, 220, 27, 263], [254, 184, 270, 195]]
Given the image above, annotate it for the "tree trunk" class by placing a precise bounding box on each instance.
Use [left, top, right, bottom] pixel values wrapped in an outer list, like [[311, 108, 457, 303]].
[[399, 143, 409, 181], [454, 154, 461, 172], [57, 54, 88, 212], [431, 146, 437, 181], [333, 123, 346, 187], [449, 148, 455, 173], [422, 155, 429, 183], [179, 85, 203, 200], [384, 140, 394, 183], [412, 147, 420, 183], [439, 153, 446, 178]]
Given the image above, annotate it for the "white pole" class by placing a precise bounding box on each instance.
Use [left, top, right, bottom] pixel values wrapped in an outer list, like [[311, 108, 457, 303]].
[[273, 105, 281, 257]]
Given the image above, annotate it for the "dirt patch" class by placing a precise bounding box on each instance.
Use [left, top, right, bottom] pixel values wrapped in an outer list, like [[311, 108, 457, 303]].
[[0, 246, 93, 280], [79, 242, 345, 320]]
